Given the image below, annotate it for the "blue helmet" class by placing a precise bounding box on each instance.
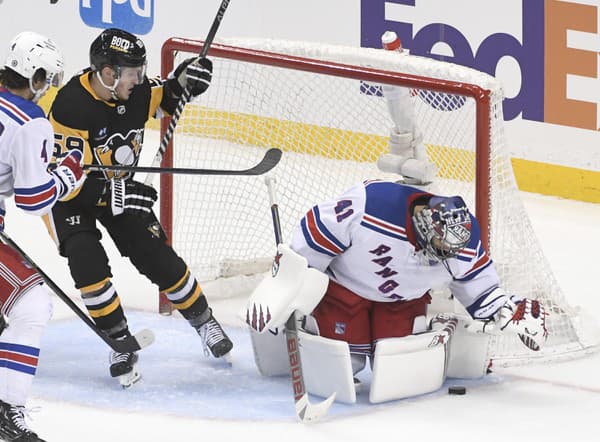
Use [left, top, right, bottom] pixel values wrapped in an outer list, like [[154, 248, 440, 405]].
[[412, 195, 472, 261]]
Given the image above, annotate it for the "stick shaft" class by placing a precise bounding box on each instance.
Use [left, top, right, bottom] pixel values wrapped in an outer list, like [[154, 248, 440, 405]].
[[88, 147, 281, 176], [145, 0, 231, 186], [0, 231, 147, 352]]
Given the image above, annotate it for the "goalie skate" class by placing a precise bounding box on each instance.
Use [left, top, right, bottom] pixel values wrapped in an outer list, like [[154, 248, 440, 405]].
[[109, 350, 141, 388]]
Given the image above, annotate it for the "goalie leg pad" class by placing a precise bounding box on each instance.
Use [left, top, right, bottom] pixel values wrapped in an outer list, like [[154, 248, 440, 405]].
[[298, 330, 356, 404], [249, 326, 289, 377], [369, 331, 448, 404], [432, 313, 491, 379]]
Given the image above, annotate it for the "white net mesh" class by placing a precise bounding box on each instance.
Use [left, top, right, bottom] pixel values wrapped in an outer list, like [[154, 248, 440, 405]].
[[161, 37, 599, 365]]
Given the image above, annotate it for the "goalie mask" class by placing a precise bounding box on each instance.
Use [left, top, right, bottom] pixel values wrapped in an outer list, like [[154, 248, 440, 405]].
[[89, 28, 147, 98], [4, 31, 64, 102], [412, 196, 472, 262]]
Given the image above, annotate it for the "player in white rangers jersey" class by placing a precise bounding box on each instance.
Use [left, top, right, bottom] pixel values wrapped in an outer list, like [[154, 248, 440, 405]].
[[0, 32, 85, 441], [246, 180, 548, 403]]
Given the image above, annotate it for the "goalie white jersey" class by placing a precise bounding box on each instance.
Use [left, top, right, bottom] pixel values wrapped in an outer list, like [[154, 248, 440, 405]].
[[290, 180, 502, 318], [0, 88, 59, 226]]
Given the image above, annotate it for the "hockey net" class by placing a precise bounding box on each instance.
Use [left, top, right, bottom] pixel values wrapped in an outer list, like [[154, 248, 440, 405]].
[[159, 37, 599, 366]]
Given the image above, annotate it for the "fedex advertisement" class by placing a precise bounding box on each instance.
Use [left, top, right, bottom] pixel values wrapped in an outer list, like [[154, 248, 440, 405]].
[[80, 0, 154, 35], [361, 0, 599, 131]]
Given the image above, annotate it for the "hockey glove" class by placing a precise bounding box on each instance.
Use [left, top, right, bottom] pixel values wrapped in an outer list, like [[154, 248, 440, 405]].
[[495, 296, 548, 351], [467, 288, 548, 351], [110, 178, 157, 216], [174, 57, 212, 97], [51, 149, 86, 200]]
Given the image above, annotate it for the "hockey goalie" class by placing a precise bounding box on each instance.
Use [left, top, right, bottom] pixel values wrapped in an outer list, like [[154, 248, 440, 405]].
[[244, 181, 548, 404]]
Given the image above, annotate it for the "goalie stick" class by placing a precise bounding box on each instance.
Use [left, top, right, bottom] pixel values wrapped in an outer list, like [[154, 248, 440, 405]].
[[145, 0, 231, 186], [264, 176, 336, 423], [0, 231, 155, 353], [86, 147, 282, 176]]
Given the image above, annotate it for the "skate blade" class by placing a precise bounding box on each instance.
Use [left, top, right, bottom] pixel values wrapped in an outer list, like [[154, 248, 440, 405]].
[[220, 351, 233, 367], [119, 369, 142, 389]]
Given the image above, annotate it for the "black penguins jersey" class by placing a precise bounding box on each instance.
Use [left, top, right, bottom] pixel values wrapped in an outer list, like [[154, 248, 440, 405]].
[[49, 69, 172, 182]]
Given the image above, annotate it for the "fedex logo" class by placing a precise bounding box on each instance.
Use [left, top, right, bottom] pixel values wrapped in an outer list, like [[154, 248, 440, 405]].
[[361, 0, 599, 131], [80, 0, 154, 35]]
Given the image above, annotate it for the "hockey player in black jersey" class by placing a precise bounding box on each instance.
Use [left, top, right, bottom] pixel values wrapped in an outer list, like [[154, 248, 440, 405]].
[[46, 28, 232, 388]]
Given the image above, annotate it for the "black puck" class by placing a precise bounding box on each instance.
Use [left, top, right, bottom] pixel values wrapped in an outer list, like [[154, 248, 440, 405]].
[[448, 386, 466, 395]]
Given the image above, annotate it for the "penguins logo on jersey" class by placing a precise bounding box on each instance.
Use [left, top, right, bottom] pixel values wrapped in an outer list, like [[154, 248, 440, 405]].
[[94, 129, 143, 179], [147, 221, 162, 239]]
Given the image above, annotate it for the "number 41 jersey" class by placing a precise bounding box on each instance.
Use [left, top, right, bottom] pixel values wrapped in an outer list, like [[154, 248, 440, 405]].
[[290, 180, 500, 310]]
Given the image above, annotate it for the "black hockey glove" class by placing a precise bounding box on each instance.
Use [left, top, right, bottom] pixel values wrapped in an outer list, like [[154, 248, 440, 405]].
[[174, 57, 212, 97], [110, 178, 157, 216]]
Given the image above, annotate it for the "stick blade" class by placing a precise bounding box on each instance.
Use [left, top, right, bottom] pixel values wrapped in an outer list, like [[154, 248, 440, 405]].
[[134, 328, 156, 349], [295, 392, 336, 423], [246, 148, 283, 175], [111, 328, 155, 353]]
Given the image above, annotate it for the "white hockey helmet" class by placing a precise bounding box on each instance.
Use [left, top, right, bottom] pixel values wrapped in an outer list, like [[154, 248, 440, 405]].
[[4, 31, 64, 101]]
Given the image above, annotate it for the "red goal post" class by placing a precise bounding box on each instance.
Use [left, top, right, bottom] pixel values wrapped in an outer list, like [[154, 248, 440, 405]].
[[158, 37, 599, 366]]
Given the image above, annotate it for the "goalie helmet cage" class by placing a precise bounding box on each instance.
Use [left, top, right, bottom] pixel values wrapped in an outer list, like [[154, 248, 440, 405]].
[[159, 37, 599, 366]]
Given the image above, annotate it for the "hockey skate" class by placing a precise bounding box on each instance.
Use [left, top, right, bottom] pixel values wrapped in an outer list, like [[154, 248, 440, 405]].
[[0, 400, 46, 442], [193, 308, 233, 363], [109, 350, 141, 389]]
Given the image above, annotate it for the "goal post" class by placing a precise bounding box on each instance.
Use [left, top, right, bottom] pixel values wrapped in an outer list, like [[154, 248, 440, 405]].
[[158, 36, 599, 366]]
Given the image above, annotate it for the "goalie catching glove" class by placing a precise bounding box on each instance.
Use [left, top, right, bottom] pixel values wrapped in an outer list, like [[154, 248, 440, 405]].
[[171, 57, 212, 98], [495, 296, 548, 351], [109, 178, 157, 216], [468, 288, 548, 351]]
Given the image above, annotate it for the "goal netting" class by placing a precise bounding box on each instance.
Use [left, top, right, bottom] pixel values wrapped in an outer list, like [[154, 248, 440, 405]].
[[158, 37, 600, 367]]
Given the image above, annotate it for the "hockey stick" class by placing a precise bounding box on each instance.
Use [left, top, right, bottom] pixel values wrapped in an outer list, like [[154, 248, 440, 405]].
[[86, 147, 282, 176], [0, 231, 154, 353], [264, 176, 336, 423], [145, 0, 231, 186]]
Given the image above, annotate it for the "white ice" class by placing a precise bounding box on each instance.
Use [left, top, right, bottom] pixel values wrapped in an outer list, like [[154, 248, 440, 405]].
[[3, 152, 599, 442]]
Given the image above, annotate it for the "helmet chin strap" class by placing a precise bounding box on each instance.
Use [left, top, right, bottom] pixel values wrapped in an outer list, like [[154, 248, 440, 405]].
[[29, 78, 49, 103], [95, 70, 121, 100]]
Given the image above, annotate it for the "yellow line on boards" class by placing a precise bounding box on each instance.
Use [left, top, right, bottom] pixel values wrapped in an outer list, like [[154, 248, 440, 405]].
[[143, 108, 600, 204], [512, 158, 600, 203]]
